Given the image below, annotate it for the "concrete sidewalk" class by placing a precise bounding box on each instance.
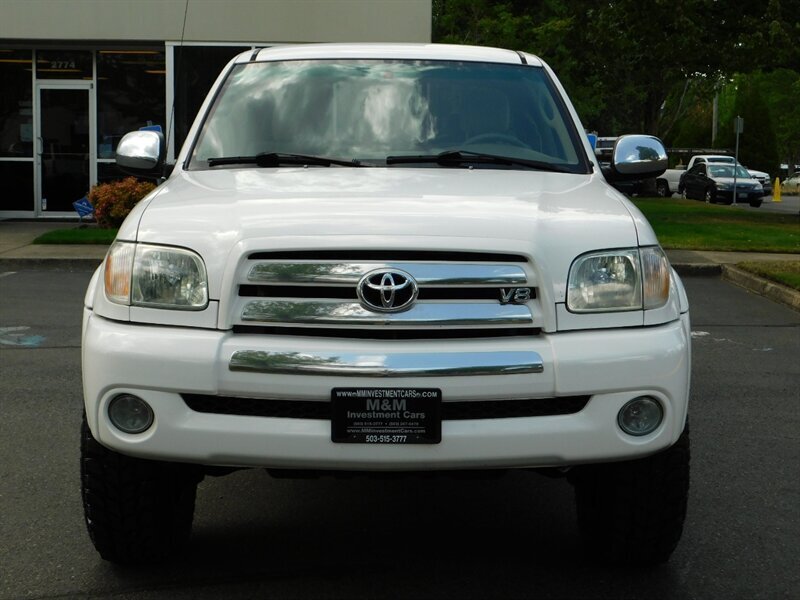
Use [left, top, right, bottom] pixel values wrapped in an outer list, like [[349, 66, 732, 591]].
[[0, 220, 107, 270], [1, 219, 798, 310]]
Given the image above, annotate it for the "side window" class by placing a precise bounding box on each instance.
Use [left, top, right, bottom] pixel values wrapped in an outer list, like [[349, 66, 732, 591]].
[[689, 164, 703, 175]]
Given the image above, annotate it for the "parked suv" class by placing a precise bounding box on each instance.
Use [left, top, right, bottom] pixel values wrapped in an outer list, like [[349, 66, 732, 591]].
[[81, 44, 690, 567]]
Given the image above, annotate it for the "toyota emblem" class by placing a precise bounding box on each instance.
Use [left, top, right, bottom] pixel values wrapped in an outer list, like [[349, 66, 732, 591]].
[[357, 269, 418, 313]]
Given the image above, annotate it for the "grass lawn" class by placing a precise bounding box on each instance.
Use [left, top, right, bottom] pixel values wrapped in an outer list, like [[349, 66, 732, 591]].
[[33, 227, 119, 245], [632, 198, 800, 254], [736, 261, 800, 290]]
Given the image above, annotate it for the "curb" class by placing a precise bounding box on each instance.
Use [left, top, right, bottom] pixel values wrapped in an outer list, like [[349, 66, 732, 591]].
[[722, 265, 800, 312]]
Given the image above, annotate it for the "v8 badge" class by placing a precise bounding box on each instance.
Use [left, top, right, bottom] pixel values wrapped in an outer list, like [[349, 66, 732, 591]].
[[499, 288, 532, 304]]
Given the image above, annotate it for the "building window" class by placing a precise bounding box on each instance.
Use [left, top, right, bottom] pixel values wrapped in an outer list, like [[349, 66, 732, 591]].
[[0, 162, 34, 211], [36, 50, 92, 80], [97, 161, 130, 185], [0, 49, 34, 211], [97, 49, 166, 158], [0, 49, 33, 158], [173, 45, 249, 153]]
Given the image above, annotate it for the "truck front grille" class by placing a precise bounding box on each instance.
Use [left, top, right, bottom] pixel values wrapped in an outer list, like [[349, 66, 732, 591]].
[[231, 251, 540, 337]]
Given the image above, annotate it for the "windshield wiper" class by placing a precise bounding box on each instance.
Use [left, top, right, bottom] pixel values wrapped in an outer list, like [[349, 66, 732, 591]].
[[385, 150, 572, 173], [207, 152, 363, 168]]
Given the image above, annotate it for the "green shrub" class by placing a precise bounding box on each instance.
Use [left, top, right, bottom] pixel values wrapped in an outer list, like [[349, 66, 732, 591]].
[[88, 177, 157, 228]]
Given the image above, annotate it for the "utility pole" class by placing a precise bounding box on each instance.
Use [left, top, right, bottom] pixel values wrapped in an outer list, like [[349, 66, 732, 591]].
[[711, 92, 718, 145]]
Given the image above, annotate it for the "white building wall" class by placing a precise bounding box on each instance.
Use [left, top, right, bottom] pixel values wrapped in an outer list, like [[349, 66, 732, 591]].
[[0, 0, 432, 43]]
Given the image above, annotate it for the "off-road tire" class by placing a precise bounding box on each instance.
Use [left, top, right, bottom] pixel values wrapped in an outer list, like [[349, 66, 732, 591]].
[[570, 423, 690, 566], [80, 415, 203, 564]]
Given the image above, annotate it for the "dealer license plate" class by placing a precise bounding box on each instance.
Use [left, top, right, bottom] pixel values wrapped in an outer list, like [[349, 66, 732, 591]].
[[331, 388, 441, 444]]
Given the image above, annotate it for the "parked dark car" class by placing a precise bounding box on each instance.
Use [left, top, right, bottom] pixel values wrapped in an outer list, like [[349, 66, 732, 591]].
[[681, 163, 763, 207]]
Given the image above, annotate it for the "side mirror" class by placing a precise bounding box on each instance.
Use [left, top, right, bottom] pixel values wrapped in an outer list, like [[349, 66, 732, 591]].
[[115, 130, 165, 177], [603, 135, 667, 182]]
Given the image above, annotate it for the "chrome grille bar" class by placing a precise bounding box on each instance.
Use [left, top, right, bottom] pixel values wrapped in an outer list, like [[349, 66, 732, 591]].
[[229, 350, 544, 377], [241, 300, 533, 327], [247, 262, 528, 285]]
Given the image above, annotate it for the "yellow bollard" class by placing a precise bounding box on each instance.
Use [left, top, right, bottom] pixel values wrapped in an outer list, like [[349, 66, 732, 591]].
[[773, 177, 781, 202]]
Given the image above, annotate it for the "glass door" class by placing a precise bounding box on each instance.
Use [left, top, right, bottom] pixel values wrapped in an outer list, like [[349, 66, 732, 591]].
[[36, 84, 93, 214]]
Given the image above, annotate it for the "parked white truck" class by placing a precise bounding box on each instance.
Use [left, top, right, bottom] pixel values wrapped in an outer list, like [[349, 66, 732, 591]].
[[80, 44, 691, 567], [656, 166, 686, 197]]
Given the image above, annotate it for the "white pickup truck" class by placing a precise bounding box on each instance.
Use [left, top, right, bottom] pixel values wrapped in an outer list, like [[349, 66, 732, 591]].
[[80, 44, 690, 567], [656, 166, 687, 197]]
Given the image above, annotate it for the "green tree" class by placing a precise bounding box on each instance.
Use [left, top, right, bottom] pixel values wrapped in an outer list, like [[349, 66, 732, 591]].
[[750, 70, 800, 174], [716, 79, 781, 175], [432, 0, 800, 146]]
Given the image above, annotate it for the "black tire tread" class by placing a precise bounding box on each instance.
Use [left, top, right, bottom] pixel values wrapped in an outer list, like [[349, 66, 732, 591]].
[[80, 415, 202, 564], [571, 423, 690, 566]]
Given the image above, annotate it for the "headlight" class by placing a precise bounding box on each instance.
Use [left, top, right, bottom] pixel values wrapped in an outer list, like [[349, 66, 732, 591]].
[[104, 241, 208, 310], [567, 247, 669, 312], [640, 246, 670, 309], [717, 182, 732, 190]]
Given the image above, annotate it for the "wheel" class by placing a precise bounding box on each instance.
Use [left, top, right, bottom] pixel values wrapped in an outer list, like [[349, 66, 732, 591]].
[[80, 415, 203, 564], [704, 187, 716, 203], [463, 132, 527, 147], [749, 198, 762, 208], [655, 180, 670, 197], [570, 423, 690, 566]]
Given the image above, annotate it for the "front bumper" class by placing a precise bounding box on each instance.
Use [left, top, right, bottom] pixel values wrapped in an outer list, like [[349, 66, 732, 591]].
[[82, 311, 691, 470], [716, 188, 762, 202]]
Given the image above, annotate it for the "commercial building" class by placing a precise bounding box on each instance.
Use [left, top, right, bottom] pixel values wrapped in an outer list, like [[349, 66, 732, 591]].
[[0, 0, 432, 219]]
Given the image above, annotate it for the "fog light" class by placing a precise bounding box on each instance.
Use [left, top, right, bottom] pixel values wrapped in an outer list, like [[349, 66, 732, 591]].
[[108, 394, 154, 434], [618, 396, 663, 436]]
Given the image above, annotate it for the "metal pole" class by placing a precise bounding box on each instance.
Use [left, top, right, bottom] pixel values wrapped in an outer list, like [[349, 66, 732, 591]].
[[733, 116, 741, 204], [712, 93, 718, 145]]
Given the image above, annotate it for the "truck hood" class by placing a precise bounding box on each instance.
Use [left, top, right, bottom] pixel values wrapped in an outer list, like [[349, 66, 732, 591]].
[[711, 176, 760, 185], [128, 168, 649, 300]]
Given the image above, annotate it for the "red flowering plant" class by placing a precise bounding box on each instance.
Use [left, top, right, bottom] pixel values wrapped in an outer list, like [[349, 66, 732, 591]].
[[88, 177, 157, 229]]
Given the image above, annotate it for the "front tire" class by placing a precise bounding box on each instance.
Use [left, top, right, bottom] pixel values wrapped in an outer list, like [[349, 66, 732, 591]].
[[80, 415, 203, 564], [656, 180, 670, 197], [704, 187, 716, 203], [570, 423, 690, 566]]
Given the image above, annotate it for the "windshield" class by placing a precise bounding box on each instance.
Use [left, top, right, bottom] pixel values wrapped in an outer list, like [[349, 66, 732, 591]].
[[189, 59, 586, 171], [709, 164, 750, 178]]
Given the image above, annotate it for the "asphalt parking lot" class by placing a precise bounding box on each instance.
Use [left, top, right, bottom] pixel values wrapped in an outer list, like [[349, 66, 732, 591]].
[[1, 268, 798, 599]]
